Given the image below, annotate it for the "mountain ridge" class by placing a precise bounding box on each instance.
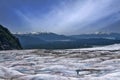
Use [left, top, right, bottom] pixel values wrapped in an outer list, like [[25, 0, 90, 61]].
[[15, 32, 120, 49], [0, 25, 22, 50]]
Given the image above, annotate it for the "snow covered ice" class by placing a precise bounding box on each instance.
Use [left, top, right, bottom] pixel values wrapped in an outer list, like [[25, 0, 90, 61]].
[[0, 44, 120, 80]]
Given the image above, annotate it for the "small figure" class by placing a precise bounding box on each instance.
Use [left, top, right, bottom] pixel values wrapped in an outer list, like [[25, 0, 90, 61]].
[[76, 70, 80, 75]]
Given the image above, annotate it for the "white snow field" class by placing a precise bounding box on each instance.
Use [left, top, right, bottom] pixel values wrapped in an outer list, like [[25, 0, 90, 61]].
[[0, 44, 120, 80]]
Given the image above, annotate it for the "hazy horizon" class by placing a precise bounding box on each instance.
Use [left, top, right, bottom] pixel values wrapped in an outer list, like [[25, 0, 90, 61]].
[[0, 0, 120, 35]]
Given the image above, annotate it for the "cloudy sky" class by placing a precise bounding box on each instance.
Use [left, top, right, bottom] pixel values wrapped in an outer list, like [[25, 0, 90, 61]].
[[0, 0, 120, 35]]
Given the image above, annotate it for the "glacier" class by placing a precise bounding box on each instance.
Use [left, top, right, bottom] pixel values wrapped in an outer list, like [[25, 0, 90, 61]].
[[0, 44, 120, 80]]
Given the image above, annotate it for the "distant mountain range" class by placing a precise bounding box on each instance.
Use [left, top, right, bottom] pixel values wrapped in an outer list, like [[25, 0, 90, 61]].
[[15, 32, 120, 49]]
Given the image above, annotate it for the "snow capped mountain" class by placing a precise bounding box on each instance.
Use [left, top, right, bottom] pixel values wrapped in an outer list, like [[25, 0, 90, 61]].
[[14, 32, 54, 35], [14, 32, 120, 49]]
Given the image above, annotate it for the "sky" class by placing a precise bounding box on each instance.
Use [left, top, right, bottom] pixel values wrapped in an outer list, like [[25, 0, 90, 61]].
[[0, 0, 120, 35]]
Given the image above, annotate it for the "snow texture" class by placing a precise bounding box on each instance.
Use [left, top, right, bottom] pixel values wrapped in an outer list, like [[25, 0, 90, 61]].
[[0, 44, 120, 80]]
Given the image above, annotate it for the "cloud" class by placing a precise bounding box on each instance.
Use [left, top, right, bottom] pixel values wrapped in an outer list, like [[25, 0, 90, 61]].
[[15, 0, 120, 34]]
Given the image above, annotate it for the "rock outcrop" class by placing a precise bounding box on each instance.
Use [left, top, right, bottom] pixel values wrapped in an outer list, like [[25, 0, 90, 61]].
[[0, 25, 22, 50]]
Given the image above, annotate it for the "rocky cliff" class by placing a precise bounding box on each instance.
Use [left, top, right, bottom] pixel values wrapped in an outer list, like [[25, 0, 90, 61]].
[[0, 25, 22, 50]]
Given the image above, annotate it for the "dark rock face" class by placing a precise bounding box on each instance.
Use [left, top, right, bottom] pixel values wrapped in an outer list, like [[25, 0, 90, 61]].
[[0, 25, 22, 50]]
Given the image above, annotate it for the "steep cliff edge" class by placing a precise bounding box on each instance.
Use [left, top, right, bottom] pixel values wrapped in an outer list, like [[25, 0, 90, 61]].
[[0, 25, 22, 50]]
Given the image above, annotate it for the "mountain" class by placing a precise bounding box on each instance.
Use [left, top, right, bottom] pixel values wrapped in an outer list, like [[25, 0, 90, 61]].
[[15, 32, 73, 49], [15, 32, 120, 49], [70, 32, 120, 40], [0, 25, 22, 50]]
